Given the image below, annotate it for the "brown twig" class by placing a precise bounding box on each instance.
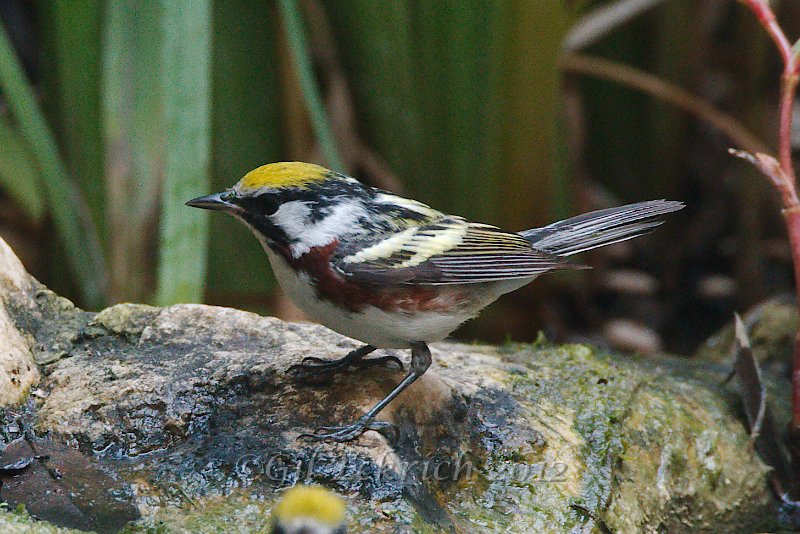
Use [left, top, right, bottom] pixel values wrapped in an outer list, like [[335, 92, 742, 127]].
[[560, 54, 770, 155], [729, 150, 797, 207]]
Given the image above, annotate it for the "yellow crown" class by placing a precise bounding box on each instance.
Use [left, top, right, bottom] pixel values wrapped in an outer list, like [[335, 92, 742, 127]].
[[272, 485, 346, 528], [236, 162, 330, 191]]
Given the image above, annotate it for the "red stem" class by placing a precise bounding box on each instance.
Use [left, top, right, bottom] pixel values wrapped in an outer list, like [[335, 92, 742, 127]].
[[741, 0, 800, 428], [780, 72, 799, 189], [788, 208, 800, 427], [741, 1, 799, 190], [741, 0, 794, 65]]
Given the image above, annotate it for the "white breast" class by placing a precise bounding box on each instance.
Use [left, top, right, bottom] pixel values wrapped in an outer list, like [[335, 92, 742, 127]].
[[262, 247, 492, 349]]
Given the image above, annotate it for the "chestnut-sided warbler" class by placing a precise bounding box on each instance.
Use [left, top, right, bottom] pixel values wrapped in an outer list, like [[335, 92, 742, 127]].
[[187, 162, 683, 443]]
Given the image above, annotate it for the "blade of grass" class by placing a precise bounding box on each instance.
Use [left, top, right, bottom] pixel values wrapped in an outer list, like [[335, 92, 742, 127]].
[[406, 0, 494, 221], [277, 0, 344, 171], [0, 19, 107, 307], [445, 0, 495, 221], [488, 1, 575, 227], [0, 117, 45, 222], [323, 0, 421, 186], [155, 0, 213, 305], [325, 0, 419, 147], [207, 0, 280, 303], [410, 1, 451, 207], [40, 0, 105, 242], [102, 1, 165, 303]]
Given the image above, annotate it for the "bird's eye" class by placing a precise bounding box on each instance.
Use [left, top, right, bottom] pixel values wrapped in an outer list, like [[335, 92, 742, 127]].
[[233, 192, 280, 219], [256, 194, 282, 216], [220, 191, 237, 202]]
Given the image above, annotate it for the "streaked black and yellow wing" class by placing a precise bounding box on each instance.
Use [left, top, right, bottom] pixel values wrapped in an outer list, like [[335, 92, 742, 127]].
[[333, 217, 581, 285]]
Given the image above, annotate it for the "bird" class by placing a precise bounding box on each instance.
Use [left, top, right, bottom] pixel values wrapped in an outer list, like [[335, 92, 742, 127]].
[[187, 161, 683, 443], [270, 485, 347, 534]]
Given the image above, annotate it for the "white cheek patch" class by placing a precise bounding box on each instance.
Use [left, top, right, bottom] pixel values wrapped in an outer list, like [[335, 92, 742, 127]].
[[270, 200, 312, 237], [272, 199, 368, 257]]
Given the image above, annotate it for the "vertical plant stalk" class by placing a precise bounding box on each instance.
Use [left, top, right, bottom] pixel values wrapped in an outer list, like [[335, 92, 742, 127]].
[[489, 1, 576, 228], [277, 0, 344, 171], [205, 0, 282, 305], [45, 1, 105, 242], [155, 0, 213, 305], [0, 19, 108, 308], [103, 2, 166, 303], [0, 118, 46, 222], [736, 0, 800, 430]]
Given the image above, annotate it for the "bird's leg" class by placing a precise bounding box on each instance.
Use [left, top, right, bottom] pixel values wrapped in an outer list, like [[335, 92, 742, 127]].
[[287, 344, 403, 378], [299, 342, 431, 443]]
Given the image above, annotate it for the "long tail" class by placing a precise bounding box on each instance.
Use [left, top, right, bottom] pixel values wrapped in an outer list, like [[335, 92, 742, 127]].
[[519, 200, 684, 256]]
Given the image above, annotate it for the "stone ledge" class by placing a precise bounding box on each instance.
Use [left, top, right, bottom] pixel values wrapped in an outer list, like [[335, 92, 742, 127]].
[[0, 237, 779, 532]]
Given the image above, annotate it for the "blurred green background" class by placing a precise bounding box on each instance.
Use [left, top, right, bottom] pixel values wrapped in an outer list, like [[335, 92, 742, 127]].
[[0, 0, 797, 354]]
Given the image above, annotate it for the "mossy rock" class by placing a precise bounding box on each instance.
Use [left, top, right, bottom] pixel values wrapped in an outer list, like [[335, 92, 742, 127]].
[[695, 296, 796, 377], [0, 237, 780, 533]]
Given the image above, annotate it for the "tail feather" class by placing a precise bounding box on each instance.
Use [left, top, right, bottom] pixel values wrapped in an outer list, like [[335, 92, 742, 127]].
[[519, 200, 684, 257]]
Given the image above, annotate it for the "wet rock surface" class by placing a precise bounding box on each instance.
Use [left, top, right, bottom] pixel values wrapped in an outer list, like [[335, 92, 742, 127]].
[[0, 238, 781, 533]]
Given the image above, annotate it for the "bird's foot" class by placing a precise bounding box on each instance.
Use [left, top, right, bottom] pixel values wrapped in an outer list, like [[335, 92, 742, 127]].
[[287, 353, 403, 379], [298, 415, 399, 444]]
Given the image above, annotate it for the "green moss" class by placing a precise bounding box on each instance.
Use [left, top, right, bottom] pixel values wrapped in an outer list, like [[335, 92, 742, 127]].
[[89, 303, 159, 339], [447, 342, 776, 532]]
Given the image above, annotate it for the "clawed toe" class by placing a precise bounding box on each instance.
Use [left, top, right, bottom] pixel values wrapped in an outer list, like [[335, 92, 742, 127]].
[[286, 352, 403, 379], [298, 416, 398, 443], [286, 364, 336, 386], [370, 355, 404, 371], [298, 426, 360, 443], [286, 362, 323, 376], [366, 420, 399, 444], [300, 356, 328, 365]]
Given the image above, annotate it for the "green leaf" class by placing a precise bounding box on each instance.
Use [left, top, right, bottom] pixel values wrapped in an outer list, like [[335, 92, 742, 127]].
[[0, 117, 45, 222], [277, 0, 344, 171], [0, 18, 108, 307], [325, 0, 495, 220], [155, 0, 213, 306], [436, 0, 495, 220]]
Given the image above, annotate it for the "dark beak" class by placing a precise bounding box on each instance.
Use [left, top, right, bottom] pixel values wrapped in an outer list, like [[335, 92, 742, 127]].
[[186, 192, 240, 213]]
